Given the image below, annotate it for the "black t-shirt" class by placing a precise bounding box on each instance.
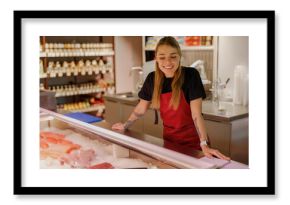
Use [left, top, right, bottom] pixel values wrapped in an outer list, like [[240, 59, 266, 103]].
[[138, 66, 206, 104]]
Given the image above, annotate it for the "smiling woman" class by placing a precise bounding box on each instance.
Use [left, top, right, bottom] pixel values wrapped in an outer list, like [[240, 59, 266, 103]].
[[112, 36, 230, 161]]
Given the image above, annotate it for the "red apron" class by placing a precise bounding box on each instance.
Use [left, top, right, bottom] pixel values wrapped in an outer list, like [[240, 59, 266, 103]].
[[160, 91, 201, 150]]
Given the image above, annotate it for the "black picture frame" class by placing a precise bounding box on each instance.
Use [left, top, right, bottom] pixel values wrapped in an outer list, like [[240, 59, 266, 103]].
[[14, 10, 275, 195]]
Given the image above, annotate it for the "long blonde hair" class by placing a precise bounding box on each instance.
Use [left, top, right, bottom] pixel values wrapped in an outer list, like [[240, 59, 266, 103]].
[[151, 36, 184, 110]]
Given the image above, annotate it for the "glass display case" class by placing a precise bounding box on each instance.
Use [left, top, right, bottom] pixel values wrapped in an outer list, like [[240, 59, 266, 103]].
[[40, 108, 247, 169]]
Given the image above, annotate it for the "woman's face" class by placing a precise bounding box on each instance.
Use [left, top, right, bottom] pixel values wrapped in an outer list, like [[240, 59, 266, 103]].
[[156, 45, 180, 78]]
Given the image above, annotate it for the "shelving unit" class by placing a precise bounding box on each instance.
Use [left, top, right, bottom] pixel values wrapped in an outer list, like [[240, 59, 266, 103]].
[[40, 36, 116, 118]]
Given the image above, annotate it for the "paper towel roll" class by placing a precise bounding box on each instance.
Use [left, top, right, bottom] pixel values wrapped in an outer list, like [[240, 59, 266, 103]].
[[233, 65, 248, 105], [233, 67, 241, 104], [242, 74, 249, 106]]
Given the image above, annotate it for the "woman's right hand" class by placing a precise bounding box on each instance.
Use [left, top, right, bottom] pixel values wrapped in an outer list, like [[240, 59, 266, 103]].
[[112, 122, 126, 131]]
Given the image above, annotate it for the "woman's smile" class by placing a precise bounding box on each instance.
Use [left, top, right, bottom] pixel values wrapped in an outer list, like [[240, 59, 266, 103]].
[[163, 66, 174, 69]]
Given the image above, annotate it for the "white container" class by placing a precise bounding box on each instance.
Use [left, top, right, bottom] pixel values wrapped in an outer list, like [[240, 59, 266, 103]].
[[233, 65, 248, 106], [242, 74, 249, 106]]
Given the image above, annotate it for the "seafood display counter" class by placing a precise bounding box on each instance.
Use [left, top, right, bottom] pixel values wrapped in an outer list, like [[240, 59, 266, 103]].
[[40, 108, 247, 169]]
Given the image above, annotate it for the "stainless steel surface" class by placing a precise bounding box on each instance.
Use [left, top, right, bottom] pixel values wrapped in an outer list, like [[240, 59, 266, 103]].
[[104, 93, 139, 105], [118, 93, 135, 98], [202, 100, 248, 122]]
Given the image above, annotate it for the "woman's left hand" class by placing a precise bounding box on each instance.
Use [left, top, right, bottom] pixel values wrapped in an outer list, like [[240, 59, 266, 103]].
[[201, 145, 231, 161]]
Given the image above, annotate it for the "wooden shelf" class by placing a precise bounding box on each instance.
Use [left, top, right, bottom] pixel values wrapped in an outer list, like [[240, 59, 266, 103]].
[[144, 45, 214, 51], [40, 51, 114, 58], [181, 45, 214, 51], [41, 68, 113, 79], [55, 90, 106, 98], [57, 105, 105, 114]]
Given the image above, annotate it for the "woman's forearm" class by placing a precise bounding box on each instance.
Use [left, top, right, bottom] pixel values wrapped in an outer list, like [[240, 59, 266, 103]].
[[123, 110, 145, 129], [190, 98, 208, 142], [123, 100, 150, 129], [192, 113, 208, 142]]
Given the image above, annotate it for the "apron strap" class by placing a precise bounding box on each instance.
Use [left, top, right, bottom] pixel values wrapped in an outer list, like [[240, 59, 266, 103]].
[[154, 109, 158, 124]]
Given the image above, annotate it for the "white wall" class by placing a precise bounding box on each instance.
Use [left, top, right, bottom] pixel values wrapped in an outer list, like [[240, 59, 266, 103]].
[[114, 36, 143, 94], [217, 36, 249, 97]]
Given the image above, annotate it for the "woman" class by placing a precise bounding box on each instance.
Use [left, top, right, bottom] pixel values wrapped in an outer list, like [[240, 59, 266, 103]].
[[112, 36, 230, 160]]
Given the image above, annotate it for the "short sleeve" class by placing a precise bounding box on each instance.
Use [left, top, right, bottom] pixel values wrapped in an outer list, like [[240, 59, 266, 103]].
[[188, 68, 206, 101], [138, 72, 154, 101]]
